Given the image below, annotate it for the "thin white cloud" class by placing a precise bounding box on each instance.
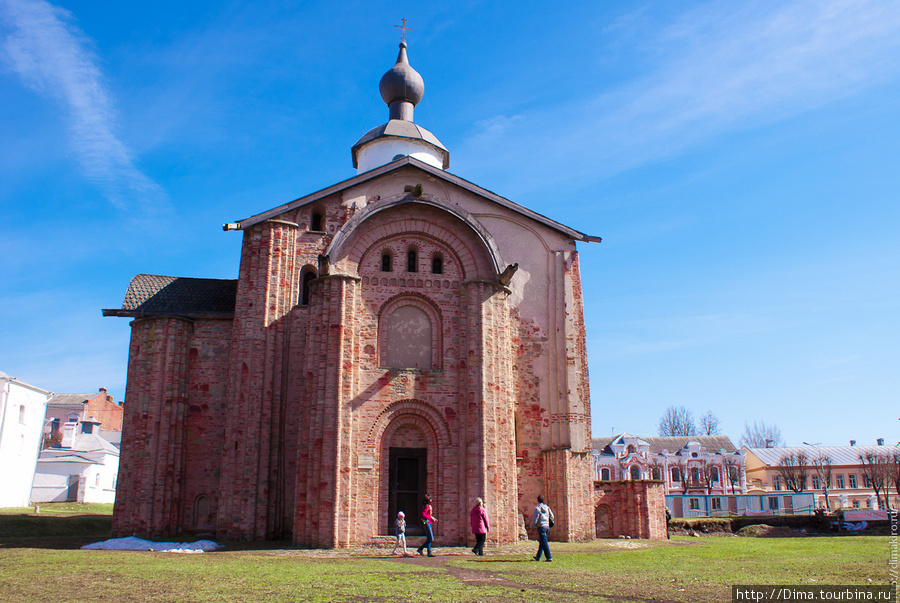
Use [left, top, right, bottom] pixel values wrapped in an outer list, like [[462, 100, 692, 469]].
[[458, 0, 900, 192], [0, 0, 165, 210]]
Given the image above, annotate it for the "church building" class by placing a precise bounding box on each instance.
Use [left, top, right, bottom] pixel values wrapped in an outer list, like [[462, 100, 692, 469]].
[[105, 39, 600, 547]]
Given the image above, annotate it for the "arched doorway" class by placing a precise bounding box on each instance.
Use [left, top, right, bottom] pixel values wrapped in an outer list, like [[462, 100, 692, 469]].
[[595, 504, 612, 538], [383, 420, 431, 536]]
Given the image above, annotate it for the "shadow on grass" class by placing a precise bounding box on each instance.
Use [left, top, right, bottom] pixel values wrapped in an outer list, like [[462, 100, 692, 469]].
[[0, 514, 112, 550]]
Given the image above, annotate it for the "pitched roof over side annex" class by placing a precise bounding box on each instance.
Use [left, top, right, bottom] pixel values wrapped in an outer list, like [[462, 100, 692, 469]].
[[102, 274, 237, 319]]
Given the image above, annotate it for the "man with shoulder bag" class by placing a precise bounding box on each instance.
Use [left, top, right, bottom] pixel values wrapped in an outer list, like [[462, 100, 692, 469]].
[[530, 494, 554, 562]]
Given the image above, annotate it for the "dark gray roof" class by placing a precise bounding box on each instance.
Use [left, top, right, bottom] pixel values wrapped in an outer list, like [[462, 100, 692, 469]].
[[102, 274, 237, 319], [351, 120, 449, 169], [592, 434, 739, 455], [48, 393, 96, 407]]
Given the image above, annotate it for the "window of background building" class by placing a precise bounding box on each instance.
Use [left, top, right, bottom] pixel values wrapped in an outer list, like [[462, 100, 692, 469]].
[[848, 474, 857, 489], [689, 498, 700, 510], [710, 467, 719, 482], [711, 498, 722, 510], [863, 475, 871, 488], [812, 475, 820, 490], [773, 476, 781, 491], [852, 500, 860, 508], [836, 475, 845, 489], [768, 497, 779, 510], [651, 467, 662, 480], [600, 468, 610, 481], [630, 465, 641, 480], [671, 467, 680, 482]]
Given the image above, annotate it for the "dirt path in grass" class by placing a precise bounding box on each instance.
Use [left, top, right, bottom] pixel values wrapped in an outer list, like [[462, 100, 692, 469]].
[[380, 544, 684, 602]]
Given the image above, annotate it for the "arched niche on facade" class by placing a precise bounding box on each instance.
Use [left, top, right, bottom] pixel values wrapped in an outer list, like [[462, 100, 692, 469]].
[[377, 295, 442, 370]]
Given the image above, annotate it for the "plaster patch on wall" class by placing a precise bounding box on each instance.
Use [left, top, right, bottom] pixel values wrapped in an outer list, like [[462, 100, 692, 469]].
[[507, 267, 531, 308]]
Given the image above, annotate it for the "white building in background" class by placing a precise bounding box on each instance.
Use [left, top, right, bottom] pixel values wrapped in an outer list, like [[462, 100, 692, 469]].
[[593, 433, 747, 494], [0, 371, 52, 508], [31, 419, 120, 504]]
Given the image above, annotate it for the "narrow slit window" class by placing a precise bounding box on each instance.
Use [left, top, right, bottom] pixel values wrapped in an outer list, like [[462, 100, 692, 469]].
[[381, 252, 392, 272], [431, 255, 443, 274], [407, 249, 417, 273], [301, 271, 316, 305], [310, 211, 323, 232]]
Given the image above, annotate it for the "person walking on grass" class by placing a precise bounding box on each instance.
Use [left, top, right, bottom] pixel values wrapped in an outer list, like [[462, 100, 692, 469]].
[[531, 494, 554, 562], [416, 496, 437, 557], [470, 497, 490, 556], [392, 511, 408, 556]]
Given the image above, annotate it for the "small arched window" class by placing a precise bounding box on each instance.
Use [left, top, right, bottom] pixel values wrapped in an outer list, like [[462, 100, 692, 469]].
[[630, 465, 641, 480], [310, 210, 324, 232], [407, 248, 417, 272], [600, 467, 610, 481], [627, 444, 636, 454], [431, 254, 443, 274], [381, 252, 393, 272]]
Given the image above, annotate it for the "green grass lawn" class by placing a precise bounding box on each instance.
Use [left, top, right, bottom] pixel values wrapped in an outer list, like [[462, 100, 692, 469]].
[[0, 502, 114, 516], [0, 512, 890, 603]]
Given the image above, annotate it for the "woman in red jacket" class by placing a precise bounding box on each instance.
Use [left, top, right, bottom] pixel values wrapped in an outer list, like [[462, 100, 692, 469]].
[[470, 497, 490, 556]]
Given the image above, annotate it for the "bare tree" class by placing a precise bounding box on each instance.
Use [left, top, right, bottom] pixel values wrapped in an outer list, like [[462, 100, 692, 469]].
[[700, 460, 722, 495], [777, 452, 809, 492], [740, 420, 783, 448], [859, 451, 890, 510], [670, 458, 690, 494], [657, 406, 698, 437], [889, 450, 900, 510], [699, 411, 721, 436], [810, 453, 833, 510], [723, 457, 743, 495]]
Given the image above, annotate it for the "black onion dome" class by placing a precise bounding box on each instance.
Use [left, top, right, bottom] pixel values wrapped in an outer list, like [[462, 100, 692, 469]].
[[379, 41, 424, 107]]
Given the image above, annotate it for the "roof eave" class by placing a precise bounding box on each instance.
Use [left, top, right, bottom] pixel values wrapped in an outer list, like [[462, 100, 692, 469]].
[[229, 157, 602, 243]]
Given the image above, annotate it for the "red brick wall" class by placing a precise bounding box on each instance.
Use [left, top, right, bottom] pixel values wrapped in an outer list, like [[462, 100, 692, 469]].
[[113, 317, 192, 537], [593, 481, 667, 540], [114, 170, 599, 547]]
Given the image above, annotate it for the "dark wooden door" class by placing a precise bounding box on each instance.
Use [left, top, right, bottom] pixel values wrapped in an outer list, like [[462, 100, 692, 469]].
[[388, 448, 427, 536]]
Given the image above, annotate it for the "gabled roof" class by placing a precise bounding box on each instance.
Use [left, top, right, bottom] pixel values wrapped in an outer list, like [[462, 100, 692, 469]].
[[593, 434, 740, 455], [102, 274, 237, 319], [227, 157, 601, 244], [48, 393, 97, 407], [746, 445, 898, 467]]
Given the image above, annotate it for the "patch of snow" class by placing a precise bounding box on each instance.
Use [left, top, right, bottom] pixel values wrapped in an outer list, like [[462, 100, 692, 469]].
[[81, 536, 221, 552]]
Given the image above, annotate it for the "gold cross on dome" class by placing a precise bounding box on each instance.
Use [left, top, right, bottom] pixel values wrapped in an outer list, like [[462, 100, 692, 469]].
[[395, 18, 412, 42]]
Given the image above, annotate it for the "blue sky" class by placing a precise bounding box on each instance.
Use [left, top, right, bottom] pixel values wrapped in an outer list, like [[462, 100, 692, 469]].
[[1, 0, 897, 448]]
